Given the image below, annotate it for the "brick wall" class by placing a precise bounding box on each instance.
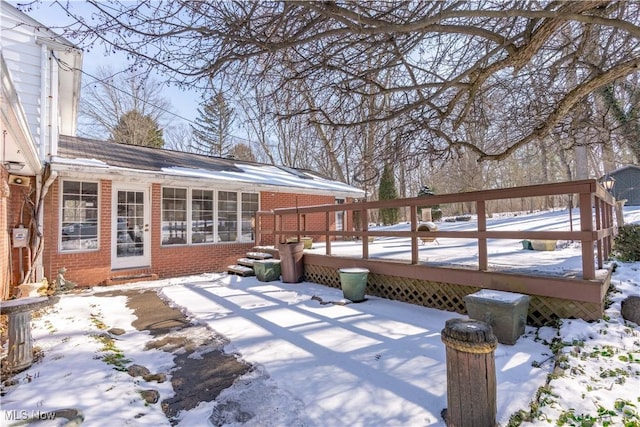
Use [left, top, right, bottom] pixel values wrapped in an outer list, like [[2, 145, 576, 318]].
[[42, 179, 351, 287], [43, 179, 112, 287], [260, 191, 338, 244], [6, 176, 36, 295], [149, 183, 253, 278]]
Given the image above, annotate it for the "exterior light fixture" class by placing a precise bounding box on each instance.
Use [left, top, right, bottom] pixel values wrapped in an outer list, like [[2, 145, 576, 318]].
[[3, 161, 26, 171], [602, 174, 615, 192]]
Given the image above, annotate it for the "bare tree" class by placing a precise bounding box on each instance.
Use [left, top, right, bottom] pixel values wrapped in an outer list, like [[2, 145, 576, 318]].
[[228, 143, 256, 162], [164, 123, 194, 152], [78, 66, 172, 140], [51, 1, 640, 165]]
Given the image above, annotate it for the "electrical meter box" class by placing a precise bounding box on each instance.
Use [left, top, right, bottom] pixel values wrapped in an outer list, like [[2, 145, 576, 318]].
[[12, 227, 29, 248]]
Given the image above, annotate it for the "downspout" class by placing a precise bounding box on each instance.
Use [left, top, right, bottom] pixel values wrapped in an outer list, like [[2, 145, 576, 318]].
[[39, 44, 48, 160], [49, 51, 59, 156], [28, 45, 58, 282]]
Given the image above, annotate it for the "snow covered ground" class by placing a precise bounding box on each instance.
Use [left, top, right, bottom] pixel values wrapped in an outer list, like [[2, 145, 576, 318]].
[[1, 207, 639, 426]]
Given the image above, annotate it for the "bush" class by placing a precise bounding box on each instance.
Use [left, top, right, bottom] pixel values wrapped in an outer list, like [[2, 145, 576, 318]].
[[613, 224, 640, 262]]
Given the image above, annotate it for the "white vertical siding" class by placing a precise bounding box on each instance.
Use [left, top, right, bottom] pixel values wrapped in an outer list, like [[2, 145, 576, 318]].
[[1, 2, 80, 159], [1, 7, 44, 148]]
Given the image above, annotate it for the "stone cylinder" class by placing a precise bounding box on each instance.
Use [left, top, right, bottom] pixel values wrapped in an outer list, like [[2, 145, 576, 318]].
[[441, 318, 498, 427], [7, 310, 34, 372], [1, 296, 59, 372]]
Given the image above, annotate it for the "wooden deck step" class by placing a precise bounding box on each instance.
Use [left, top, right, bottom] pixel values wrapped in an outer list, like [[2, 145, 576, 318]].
[[104, 273, 159, 286], [246, 252, 273, 260], [237, 258, 256, 268], [253, 246, 280, 259], [227, 265, 255, 276]]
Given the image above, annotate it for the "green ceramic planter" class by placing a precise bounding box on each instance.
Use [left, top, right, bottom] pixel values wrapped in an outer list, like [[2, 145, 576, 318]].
[[339, 267, 369, 302], [253, 260, 281, 282], [287, 237, 313, 249]]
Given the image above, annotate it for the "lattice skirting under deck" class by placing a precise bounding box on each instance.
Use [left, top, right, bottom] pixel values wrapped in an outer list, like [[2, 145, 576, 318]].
[[304, 264, 602, 326]]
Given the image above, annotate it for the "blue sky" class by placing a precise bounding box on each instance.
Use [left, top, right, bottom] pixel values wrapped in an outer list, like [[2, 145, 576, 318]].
[[11, 1, 201, 127]]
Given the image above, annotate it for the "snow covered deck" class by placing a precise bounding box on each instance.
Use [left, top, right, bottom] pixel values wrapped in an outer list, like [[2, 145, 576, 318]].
[[308, 209, 605, 278], [257, 180, 633, 324]]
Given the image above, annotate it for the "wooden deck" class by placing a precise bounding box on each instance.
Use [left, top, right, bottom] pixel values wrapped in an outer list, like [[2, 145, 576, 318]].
[[254, 179, 617, 324]]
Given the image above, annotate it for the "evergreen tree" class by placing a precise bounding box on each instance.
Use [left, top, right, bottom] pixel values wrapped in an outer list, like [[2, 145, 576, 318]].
[[110, 110, 164, 148], [418, 185, 443, 221], [191, 91, 235, 157], [378, 164, 399, 225]]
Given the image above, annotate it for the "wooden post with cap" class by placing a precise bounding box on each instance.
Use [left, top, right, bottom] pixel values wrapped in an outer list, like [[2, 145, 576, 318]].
[[441, 318, 498, 426]]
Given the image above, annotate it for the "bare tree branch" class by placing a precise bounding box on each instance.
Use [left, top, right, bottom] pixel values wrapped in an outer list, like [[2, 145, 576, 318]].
[[31, 0, 640, 164]]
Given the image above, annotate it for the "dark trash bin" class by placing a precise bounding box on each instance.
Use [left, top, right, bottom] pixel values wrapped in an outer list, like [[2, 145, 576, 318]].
[[278, 242, 304, 283]]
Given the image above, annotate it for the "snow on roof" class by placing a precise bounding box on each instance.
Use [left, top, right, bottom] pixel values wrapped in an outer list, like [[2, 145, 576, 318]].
[[53, 135, 365, 197], [161, 164, 364, 195]]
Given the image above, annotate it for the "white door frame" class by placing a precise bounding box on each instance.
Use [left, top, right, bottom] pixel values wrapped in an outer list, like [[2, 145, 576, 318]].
[[111, 183, 151, 269]]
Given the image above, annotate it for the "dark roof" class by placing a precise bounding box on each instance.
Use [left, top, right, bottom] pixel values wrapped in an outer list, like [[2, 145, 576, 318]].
[[608, 165, 640, 176], [55, 135, 366, 197], [58, 134, 245, 173]]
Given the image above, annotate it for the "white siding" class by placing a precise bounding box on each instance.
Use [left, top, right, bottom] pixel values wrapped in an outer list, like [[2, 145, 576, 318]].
[[1, 2, 80, 159], [1, 6, 45, 148]]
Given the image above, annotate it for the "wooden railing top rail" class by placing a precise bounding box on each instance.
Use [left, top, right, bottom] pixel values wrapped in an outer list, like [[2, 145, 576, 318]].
[[272, 179, 615, 215]]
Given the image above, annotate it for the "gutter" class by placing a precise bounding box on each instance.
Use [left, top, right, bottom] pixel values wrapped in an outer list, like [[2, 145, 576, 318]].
[[49, 161, 366, 199]]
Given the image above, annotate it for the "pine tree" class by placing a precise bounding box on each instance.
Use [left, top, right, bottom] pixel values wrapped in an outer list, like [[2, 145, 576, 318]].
[[418, 185, 443, 221], [110, 110, 164, 148], [191, 91, 235, 156], [378, 164, 399, 225]]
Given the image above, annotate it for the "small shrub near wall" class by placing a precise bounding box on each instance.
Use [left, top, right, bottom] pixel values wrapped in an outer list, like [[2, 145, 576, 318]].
[[613, 224, 640, 262]]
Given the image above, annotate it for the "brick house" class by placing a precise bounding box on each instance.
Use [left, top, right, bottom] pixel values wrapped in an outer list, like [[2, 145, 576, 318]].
[[1, 2, 363, 294], [43, 135, 363, 286]]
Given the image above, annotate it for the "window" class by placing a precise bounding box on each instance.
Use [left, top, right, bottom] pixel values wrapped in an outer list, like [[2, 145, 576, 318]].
[[241, 193, 259, 241], [192, 190, 214, 244], [162, 187, 187, 245], [161, 187, 258, 245], [60, 181, 99, 251], [218, 191, 238, 242]]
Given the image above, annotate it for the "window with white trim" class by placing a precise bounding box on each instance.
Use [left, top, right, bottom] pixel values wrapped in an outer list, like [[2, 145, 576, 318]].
[[191, 190, 214, 244], [161, 187, 187, 245], [60, 181, 99, 251], [241, 193, 259, 241], [161, 187, 258, 245], [218, 191, 237, 242]]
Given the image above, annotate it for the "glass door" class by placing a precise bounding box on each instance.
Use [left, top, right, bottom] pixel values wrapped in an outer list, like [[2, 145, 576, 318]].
[[112, 186, 150, 269]]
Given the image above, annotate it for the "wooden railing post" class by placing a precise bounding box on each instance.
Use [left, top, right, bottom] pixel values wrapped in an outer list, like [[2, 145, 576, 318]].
[[579, 192, 596, 280], [255, 213, 261, 246], [325, 211, 331, 255], [411, 205, 418, 264], [362, 206, 369, 259], [441, 318, 498, 427], [595, 199, 603, 270], [477, 200, 488, 271]]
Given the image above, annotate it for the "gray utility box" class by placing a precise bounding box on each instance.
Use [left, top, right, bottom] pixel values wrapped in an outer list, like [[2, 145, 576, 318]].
[[463, 290, 530, 345]]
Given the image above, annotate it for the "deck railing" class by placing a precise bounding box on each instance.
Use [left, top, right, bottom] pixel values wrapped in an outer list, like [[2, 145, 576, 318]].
[[255, 179, 617, 280]]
